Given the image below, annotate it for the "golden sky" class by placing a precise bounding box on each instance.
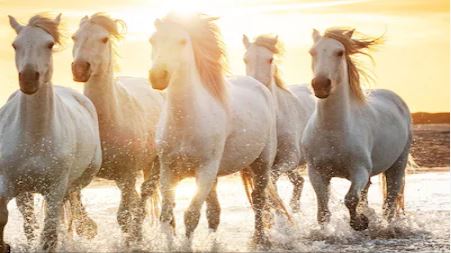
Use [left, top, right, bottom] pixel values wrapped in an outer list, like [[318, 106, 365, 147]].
[[0, 0, 448, 112]]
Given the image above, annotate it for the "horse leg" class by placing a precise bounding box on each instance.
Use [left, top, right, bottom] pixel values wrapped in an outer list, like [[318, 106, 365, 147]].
[[205, 179, 220, 232], [383, 149, 408, 221], [309, 166, 331, 226], [287, 169, 304, 213], [41, 188, 65, 252], [358, 180, 371, 212], [345, 168, 370, 231], [116, 177, 143, 244], [249, 157, 271, 248], [159, 165, 178, 243], [0, 196, 10, 253], [184, 161, 219, 239], [140, 157, 160, 222], [67, 191, 97, 239], [16, 192, 38, 242]]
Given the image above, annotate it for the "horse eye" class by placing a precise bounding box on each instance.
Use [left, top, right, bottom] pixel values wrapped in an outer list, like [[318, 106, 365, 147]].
[[179, 39, 187, 46], [268, 58, 273, 64], [12, 43, 17, 50], [71, 36, 77, 41], [101, 37, 109, 44], [336, 50, 344, 57], [47, 42, 54, 49]]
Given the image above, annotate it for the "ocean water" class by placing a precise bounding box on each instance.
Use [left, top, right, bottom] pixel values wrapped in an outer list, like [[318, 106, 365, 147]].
[[4, 171, 450, 252]]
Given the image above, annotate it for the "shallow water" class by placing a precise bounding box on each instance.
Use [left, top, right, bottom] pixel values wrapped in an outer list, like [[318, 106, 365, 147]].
[[5, 171, 450, 252]]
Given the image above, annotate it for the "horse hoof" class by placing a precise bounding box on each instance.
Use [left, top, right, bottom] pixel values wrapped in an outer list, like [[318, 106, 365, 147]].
[[350, 214, 369, 231]]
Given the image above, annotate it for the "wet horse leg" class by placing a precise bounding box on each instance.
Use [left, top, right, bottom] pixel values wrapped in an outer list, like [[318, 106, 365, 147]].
[[287, 169, 305, 212], [159, 165, 178, 244], [309, 166, 331, 226], [140, 157, 160, 222], [184, 161, 220, 239], [358, 180, 371, 212], [249, 157, 271, 248], [41, 186, 66, 252], [0, 196, 10, 253], [383, 149, 408, 221], [116, 177, 143, 243], [16, 192, 38, 242], [67, 191, 97, 239], [205, 179, 220, 232], [345, 168, 369, 231]]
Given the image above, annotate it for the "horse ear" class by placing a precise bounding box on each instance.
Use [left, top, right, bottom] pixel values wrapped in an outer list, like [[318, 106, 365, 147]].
[[54, 13, 62, 25], [154, 19, 161, 28], [344, 29, 354, 39], [80, 15, 89, 25], [242, 34, 250, 48], [8, 15, 23, 34], [312, 29, 321, 43]]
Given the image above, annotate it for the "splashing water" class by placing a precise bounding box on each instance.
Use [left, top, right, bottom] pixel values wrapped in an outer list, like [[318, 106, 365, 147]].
[[4, 171, 449, 252]]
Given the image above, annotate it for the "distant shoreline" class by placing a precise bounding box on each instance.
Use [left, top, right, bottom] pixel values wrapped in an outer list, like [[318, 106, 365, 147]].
[[412, 112, 449, 124]]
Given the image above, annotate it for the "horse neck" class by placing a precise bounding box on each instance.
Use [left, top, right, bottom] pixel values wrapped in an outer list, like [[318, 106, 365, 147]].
[[166, 62, 212, 126], [315, 71, 358, 130], [84, 48, 119, 123], [18, 82, 56, 137]]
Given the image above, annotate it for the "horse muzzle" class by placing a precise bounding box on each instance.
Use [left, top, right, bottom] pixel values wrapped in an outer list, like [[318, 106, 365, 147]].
[[19, 68, 40, 95], [311, 76, 332, 99], [149, 67, 169, 90], [72, 60, 91, 83]]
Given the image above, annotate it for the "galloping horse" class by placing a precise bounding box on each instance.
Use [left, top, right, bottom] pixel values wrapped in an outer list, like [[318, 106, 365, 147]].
[[147, 13, 283, 247], [302, 28, 411, 231], [243, 34, 315, 211], [71, 13, 163, 242], [1, 14, 101, 252]]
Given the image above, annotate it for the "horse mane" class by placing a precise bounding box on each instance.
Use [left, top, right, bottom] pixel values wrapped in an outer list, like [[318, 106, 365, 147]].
[[323, 27, 383, 102], [160, 13, 228, 105], [27, 14, 62, 45], [86, 13, 126, 40], [254, 34, 286, 90]]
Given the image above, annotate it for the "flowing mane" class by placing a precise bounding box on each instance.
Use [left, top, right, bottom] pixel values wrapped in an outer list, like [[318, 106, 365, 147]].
[[323, 28, 383, 102], [86, 13, 126, 40], [254, 34, 286, 89], [161, 13, 228, 105], [27, 14, 62, 44]]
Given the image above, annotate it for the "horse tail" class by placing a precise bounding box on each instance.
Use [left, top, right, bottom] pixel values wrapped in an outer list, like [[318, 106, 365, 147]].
[[266, 179, 293, 223], [381, 153, 414, 215], [407, 154, 419, 172], [380, 173, 387, 207], [240, 167, 293, 223], [141, 157, 161, 223], [240, 167, 254, 206]]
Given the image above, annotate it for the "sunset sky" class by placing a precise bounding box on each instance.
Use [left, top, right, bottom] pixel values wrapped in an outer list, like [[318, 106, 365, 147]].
[[0, 0, 448, 112]]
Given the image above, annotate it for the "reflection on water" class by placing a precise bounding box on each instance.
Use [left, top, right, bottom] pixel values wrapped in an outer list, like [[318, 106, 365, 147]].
[[4, 171, 450, 252]]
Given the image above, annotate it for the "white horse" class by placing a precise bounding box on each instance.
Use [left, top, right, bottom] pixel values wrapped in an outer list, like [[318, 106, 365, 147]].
[[71, 13, 163, 242], [1, 14, 102, 252], [242, 34, 315, 211], [302, 28, 411, 231], [147, 13, 283, 247]]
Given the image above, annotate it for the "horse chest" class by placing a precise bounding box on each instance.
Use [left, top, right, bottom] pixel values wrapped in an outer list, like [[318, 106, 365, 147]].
[[304, 129, 369, 178]]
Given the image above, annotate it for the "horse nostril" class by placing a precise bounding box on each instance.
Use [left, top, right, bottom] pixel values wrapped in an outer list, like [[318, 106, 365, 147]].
[[162, 70, 168, 79], [34, 72, 39, 81]]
